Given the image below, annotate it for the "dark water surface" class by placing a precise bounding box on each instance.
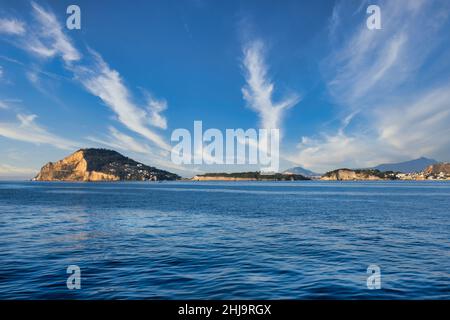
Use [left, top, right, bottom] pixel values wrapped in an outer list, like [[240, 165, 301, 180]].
[[0, 181, 449, 299]]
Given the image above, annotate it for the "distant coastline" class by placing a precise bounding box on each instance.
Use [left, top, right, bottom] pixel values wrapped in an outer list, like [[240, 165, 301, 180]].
[[192, 172, 310, 181], [193, 163, 450, 181], [191, 166, 450, 182], [30, 148, 450, 182]]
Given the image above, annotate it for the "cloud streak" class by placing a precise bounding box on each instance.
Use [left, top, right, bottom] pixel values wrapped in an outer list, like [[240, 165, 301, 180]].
[[87, 126, 153, 155], [242, 40, 300, 130], [73, 51, 170, 150], [145, 94, 168, 130], [29, 3, 170, 150], [0, 18, 25, 35], [291, 0, 450, 172], [0, 113, 79, 150], [28, 2, 81, 62], [2, 2, 170, 154], [0, 163, 37, 178]]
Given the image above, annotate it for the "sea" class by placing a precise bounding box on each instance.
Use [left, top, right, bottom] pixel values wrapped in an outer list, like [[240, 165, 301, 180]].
[[0, 180, 449, 299]]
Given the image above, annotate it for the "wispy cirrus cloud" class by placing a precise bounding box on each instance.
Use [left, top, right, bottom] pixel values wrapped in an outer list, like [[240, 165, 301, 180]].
[[0, 18, 25, 35], [291, 0, 450, 172], [0, 163, 37, 178], [72, 51, 171, 151], [0, 98, 21, 110], [25, 70, 39, 84], [87, 126, 153, 155], [0, 101, 9, 109], [27, 1, 81, 62], [145, 93, 168, 130], [242, 40, 300, 130], [323, 0, 425, 107], [0, 113, 79, 150], [0, 3, 80, 62], [376, 84, 450, 157], [1, 2, 170, 154], [29, 3, 169, 150]]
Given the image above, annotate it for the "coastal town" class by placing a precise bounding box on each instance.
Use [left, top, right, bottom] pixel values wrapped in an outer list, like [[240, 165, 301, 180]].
[[319, 165, 450, 181]]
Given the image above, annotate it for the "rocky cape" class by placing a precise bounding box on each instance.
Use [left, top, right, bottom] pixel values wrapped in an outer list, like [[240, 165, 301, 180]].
[[321, 169, 396, 181], [321, 164, 450, 181], [33, 148, 180, 182]]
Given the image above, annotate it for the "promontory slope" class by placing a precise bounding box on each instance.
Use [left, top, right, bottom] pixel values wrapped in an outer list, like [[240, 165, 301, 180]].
[[33, 148, 179, 182]]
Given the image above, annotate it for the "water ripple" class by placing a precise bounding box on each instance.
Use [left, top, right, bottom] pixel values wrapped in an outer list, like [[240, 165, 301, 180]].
[[0, 181, 449, 299]]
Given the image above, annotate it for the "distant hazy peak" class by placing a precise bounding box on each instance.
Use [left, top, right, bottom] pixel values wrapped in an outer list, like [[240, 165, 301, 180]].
[[372, 157, 438, 173]]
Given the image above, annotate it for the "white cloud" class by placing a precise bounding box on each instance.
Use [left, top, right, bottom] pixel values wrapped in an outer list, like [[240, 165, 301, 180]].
[[292, 133, 397, 173], [145, 94, 168, 129], [376, 84, 450, 158], [293, 83, 450, 173], [26, 3, 169, 150], [242, 40, 300, 130], [26, 70, 39, 84], [291, 0, 450, 171], [1, 4, 80, 62], [2, 3, 171, 155], [0, 163, 37, 178], [73, 51, 170, 150], [0, 18, 25, 35], [87, 127, 153, 154], [323, 0, 450, 109], [0, 113, 79, 150], [0, 98, 21, 110], [27, 2, 81, 62]]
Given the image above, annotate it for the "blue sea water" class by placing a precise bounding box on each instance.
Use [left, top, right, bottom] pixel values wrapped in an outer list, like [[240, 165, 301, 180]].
[[0, 180, 449, 299]]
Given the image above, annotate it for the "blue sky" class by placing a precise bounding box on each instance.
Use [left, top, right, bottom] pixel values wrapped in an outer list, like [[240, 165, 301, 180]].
[[1, 0, 450, 178]]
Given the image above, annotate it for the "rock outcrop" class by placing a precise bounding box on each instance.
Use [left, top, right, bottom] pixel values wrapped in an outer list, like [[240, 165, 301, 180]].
[[321, 169, 396, 181], [423, 163, 450, 175], [408, 162, 450, 180], [33, 148, 179, 182]]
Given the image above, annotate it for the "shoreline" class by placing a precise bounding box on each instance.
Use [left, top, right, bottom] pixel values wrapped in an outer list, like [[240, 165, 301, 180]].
[[11, 178, 450, 182]]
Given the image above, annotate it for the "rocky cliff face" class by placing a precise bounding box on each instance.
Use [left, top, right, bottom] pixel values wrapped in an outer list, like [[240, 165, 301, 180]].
[[321, 169, 395, 181], [33, 148, 179, 182], [423, 163, 450, 175]]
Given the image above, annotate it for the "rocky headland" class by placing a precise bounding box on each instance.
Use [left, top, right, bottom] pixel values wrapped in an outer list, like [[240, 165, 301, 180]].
[[321, 169, 397, 181], [321, 164, 450, 181], [33, 148, 179, 182]]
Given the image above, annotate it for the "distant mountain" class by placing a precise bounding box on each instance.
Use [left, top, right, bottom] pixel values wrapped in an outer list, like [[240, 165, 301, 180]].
[[372, 157, 438, 173], [34, 148, 180, 181], [283, 166, 320, 177]]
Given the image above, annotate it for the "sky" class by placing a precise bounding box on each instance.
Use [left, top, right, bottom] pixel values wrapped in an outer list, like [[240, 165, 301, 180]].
[[1, 0, 450, 179]]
